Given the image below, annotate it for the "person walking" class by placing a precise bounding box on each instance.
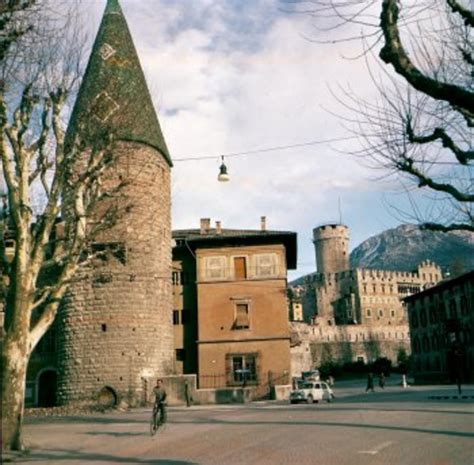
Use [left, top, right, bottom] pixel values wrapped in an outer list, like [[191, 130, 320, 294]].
[[184, 379, 193, 407], [402, 373, 408, 388], [365, 372, 375, 392], [379, 372, 386, 389]]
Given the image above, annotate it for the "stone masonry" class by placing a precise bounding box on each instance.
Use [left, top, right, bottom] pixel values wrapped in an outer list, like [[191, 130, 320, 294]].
[[58, 144, 173, 406]]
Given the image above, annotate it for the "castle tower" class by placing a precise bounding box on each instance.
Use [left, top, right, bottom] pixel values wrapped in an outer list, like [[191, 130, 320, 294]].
[[313, 224, 349, 274], [58, 0, 174, 406]]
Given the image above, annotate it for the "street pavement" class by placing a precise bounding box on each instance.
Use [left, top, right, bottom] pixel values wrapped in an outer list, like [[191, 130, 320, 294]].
[[9, 381, 474, 465]]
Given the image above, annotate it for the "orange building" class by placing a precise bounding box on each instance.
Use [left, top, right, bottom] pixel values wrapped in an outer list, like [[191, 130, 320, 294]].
[[172, 218, 297, 391]]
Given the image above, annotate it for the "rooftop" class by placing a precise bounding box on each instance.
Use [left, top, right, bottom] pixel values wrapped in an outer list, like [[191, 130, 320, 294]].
[[66, 0, 171, 165], [173, 223, 297, 269]]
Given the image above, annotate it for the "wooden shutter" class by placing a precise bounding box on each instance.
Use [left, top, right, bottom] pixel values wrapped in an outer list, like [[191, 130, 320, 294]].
[[235, 304, 249, 329], [234, 257, 247, 279]]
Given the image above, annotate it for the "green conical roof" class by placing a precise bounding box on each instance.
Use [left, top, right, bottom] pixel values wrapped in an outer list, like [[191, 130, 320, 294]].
[[66, 0, 172, 166]]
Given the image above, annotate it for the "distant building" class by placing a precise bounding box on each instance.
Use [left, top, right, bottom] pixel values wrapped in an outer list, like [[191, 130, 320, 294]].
[[173, 218, 297, 392], [404, 271, 473, 384], [289, 223, 442, 374]]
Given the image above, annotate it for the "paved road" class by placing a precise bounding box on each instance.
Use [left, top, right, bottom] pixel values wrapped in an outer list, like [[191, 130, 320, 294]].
[[12, 384, 474, 465]]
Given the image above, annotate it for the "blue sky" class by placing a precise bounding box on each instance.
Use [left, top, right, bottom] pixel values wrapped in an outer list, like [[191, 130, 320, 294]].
[[78, 0, 425, 279]]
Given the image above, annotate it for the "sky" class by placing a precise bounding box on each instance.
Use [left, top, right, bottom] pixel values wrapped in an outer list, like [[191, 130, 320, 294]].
[[77, 0, 425, 280]]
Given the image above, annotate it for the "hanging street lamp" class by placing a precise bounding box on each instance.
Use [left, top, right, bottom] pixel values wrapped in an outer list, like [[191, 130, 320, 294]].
[[217, 156, 230, 182]]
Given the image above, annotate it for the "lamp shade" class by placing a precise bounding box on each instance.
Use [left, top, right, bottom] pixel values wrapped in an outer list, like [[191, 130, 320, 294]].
[[217, 157, 230, 182]]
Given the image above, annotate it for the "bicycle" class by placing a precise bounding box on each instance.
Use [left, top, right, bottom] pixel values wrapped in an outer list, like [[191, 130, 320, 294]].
[[150, 402, 166, 436]]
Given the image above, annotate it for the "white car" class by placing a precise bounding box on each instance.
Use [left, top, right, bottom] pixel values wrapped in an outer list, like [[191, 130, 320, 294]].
[[289, 381, 334, 404]]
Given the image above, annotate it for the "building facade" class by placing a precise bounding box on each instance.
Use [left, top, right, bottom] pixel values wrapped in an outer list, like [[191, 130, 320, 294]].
[[404, 271, 473, 384], [172, 218, 297, 392], [289, 223, 442, 372]]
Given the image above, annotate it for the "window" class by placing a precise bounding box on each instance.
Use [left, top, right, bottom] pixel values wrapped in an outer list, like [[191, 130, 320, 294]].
[[234, 257, 247, 279], [420, 308, 427, 327], [173, 310, 180, 325], [448, 300, 457, 319], [205, 256, 226, 280], [228, 354, 257, 384], [366, 309, 372, 317], [233, 303, 250, 330], [413, 336, 420, 354], [175, 349, 185, 362], [378, 309, 384, 317], [172, 271, 180, 285], [422, 335, 430, 352], [92, 242, 126, 264], [255, 253, 278, 278], [390, 310, 396, 318], [36, 327, 56, 354]]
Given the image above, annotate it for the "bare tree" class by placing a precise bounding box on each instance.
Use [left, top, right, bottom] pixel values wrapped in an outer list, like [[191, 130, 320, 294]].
[[0, 1, 125, 451], [287, 0, 473, 232]]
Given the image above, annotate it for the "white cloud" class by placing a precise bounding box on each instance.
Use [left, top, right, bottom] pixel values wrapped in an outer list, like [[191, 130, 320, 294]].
[[78, 0, 415, 279]]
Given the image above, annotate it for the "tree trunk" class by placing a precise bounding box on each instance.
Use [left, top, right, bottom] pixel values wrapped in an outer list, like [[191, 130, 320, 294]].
[[1, 335, 30, 451]]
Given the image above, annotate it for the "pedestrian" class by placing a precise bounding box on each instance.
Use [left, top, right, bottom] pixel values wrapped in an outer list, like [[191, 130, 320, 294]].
[[184, 379, 193, 407], [378, 372, 385, 389], [365, 372, 375, 392], [402, 374, 408, 388]]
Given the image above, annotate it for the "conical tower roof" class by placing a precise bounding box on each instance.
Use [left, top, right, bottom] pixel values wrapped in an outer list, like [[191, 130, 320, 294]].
[[66, 0, 172, 166]]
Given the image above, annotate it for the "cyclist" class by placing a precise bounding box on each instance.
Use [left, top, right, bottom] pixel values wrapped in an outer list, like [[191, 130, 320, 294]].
[[153, 379, 167, 427]]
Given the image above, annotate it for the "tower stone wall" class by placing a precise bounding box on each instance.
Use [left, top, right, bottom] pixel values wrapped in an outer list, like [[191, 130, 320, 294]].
[[313, 224, 349, 274], [58, 143, 173, 406]]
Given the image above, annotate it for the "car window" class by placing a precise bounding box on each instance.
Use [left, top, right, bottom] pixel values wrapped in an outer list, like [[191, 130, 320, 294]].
[[314, 383, 320, 389]]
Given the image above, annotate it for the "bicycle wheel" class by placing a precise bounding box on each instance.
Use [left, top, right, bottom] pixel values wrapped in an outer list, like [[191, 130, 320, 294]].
[[150, 412, 159, 436]]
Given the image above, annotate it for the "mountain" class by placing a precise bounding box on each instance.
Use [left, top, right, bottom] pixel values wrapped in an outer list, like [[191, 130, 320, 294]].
[[349, 224, 474, 272], [290, 224, 473, 286]]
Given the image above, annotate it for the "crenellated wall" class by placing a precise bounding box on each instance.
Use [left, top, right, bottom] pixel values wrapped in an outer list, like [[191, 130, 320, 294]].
[[290, 321, 410, 377]]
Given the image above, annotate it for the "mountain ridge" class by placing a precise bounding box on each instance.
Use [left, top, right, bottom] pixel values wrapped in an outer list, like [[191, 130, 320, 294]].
[[291, 224, 473, 286]]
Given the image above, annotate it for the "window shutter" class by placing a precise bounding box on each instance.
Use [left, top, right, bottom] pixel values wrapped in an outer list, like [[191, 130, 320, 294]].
[[234, 257, 247, 279], [256, 254, 277, 277], [234, 304, 250, 329]]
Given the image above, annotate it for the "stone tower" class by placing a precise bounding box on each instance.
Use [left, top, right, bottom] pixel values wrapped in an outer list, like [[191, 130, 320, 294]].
[[57, 0, 174, 406], [313, 224, 349, 274]]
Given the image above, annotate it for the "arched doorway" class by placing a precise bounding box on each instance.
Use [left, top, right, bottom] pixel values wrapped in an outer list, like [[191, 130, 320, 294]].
[[37, 369, 58, 407], [98, 386, 118, 407]]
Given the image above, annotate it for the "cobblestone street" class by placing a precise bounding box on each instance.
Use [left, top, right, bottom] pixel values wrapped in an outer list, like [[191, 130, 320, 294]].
[[8, 383, 474, 465]]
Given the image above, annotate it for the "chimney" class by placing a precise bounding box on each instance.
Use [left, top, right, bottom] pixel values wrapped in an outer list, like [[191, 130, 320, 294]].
[[260, 216, 266, 232], [200, 218, 211, 235], [216, 221, 222, 235]]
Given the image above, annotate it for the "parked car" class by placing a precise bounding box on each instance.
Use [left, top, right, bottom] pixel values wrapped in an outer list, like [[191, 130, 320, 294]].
[[289, 380, 334, 404]]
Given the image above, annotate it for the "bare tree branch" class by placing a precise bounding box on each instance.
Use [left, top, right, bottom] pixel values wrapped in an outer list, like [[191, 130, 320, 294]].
[[379, 0, 474, 118], [446, 0, 474, 27]]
